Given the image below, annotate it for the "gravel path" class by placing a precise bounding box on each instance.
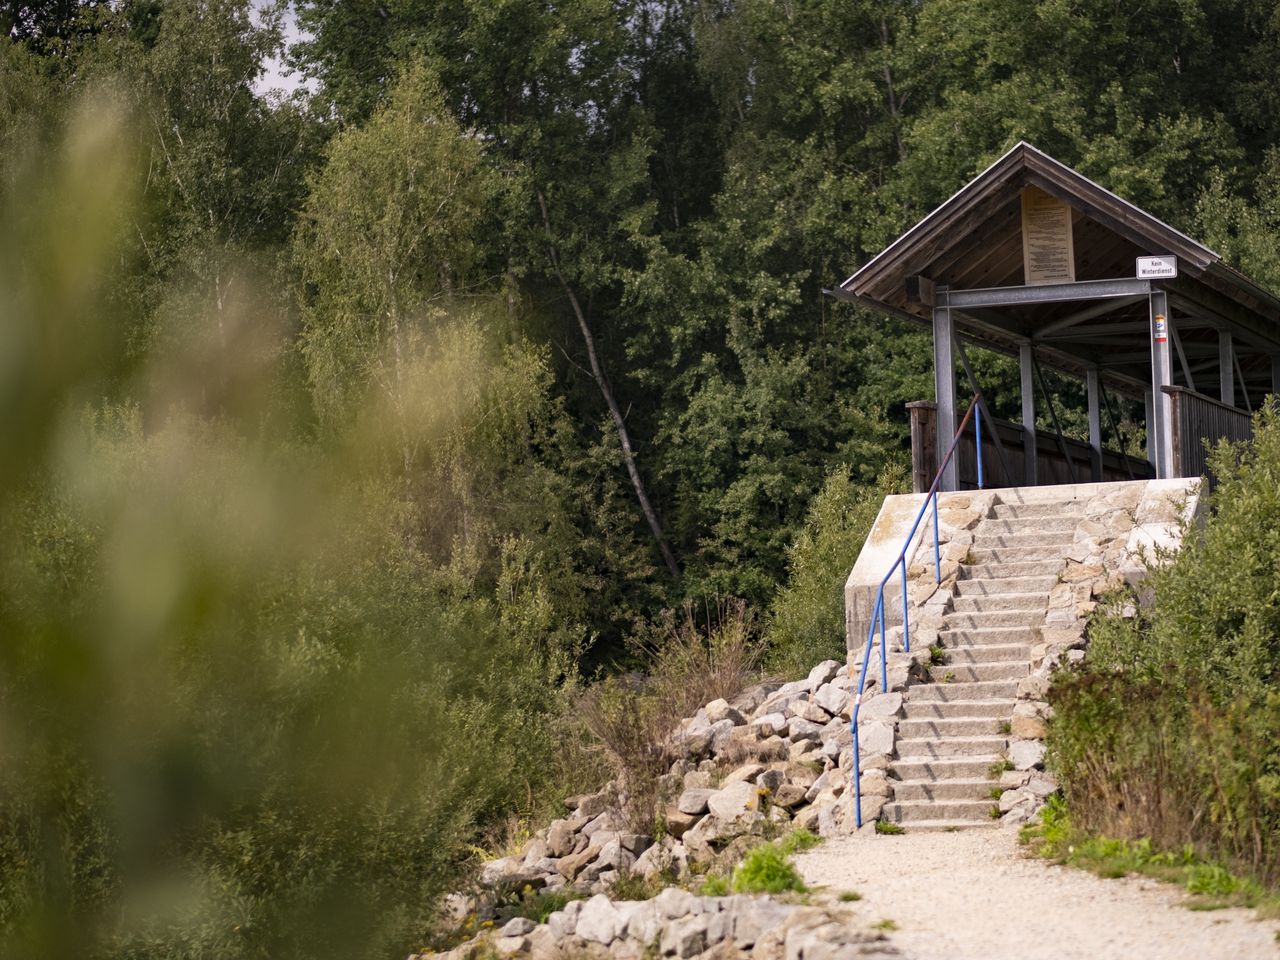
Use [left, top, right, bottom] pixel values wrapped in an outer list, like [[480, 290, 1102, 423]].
[[794, 826, 1279, 960]]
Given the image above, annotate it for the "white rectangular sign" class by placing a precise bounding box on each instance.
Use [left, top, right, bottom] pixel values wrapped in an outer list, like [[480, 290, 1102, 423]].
[[1137, 255, 1177, 279]]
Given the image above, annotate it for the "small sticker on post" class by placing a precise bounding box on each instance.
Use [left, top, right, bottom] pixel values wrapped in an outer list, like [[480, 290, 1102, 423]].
[[1154, 315, 1168, 343]]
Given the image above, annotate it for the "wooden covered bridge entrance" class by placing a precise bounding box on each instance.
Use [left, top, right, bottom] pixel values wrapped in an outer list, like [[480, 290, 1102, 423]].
[[830, 141, 1280, 492]]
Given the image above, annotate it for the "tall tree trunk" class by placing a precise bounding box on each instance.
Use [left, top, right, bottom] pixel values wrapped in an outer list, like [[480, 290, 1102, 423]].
[[537, 191, 681, 578], [880, 17, 906, 162]]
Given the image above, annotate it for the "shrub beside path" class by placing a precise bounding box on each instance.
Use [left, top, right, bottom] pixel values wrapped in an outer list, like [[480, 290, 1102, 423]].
[[794, 827, 1279, 960]]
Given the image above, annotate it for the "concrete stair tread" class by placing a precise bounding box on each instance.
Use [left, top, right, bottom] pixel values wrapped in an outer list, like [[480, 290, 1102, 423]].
[[901, 701, 1008, 716], [883, 798, 999, 822], [894, 819, 1001, 832], [954, 576, 1057, 593], [908, 679, 1019, 700], [940, 643, 1031, 663], [943, 611, 1049, 628], [949, 595, 1049, 613], [972, 532, 1074, 547], [992, 503, 1085, 519], [892, 776, 998, 789], [926, 662, 1029, 682]]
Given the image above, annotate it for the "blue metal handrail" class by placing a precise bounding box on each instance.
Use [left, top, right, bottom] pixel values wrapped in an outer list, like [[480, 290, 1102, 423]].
[[850, 393, 985, 827]]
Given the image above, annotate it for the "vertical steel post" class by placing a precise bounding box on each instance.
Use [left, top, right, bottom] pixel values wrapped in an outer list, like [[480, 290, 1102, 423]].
[[1020, 342, 1037, 485], [934, 293, 958, 492], [1086, 365, 1103, 482], [1144, 387, 1157, 472], [1219, 329, 1235, 406], [1150, 290, 1175, 478]]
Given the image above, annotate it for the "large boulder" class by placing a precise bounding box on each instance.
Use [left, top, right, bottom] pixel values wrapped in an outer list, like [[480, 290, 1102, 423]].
[[807, 660, 842, 691], [1008, 739, 1046, 771], [707, 780, 760, 821], [677, 788, 715, 815], [705, 698, 745, 726], [575, 894, 624, 944]]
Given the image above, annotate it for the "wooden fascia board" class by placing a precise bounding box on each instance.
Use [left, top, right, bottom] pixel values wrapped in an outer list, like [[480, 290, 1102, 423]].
[[840, 143, 1031, 299]]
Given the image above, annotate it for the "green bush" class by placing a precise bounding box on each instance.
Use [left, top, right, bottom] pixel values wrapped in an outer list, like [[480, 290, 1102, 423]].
[[1048, 405, 1280, 889]]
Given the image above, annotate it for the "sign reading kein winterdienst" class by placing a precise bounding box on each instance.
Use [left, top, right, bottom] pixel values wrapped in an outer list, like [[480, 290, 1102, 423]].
[[1137, 255, 1178, 279], [1020, 186, 1076, 284]]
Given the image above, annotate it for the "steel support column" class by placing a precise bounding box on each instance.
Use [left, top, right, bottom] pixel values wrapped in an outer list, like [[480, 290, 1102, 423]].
[[1150, 291, 1176, 478], [1144, 388, 1156, 471], [1086, 366, 1103, 482], [933, 296, 958, 491], [1020, 342, 1037, 485], [1219, 330, 1235, 406], [1273, 354, 1280, 397]]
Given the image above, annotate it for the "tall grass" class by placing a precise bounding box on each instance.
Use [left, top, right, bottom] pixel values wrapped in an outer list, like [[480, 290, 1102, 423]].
[[578, 599, 762, 831]]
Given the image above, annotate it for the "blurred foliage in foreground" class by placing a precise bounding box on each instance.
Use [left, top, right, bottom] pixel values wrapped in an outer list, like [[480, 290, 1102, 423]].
[[0, 98, 595, 960], [1048, 407, 1280, 889]]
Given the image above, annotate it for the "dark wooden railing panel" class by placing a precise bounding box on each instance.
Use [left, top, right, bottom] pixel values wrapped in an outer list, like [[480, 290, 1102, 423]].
[[907, 400, 1153, 492], [1164, 386, 1253, 481]]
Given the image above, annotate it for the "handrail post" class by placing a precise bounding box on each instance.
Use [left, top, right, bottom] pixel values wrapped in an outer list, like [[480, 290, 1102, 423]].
[[931, 493, 940, 584], [876, 596, 887, 692], [878, 602, 887, 687], [852, 706, 863, 827], [900, 557, 910, 653]]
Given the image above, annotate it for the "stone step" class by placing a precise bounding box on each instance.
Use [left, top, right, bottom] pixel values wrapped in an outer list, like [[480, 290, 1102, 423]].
[[929, 661, 1028, 682], [897, 716, 1006, 739], [939, 626, 1036, 646], [896, 735, 1008, 758], [940, 642, 1029, 664], [950, 593, 1048, 613], [972, 531, 1074, 548], [883, 799, 996, 823], [968, 545, 1070, 563], [902, 698, 1016, 720], [893, 819, 1001, 832], [943, 610, 1048, 629], [982, 516, 1080, 534], [960, 560, 1064, 579], [992, 502, 1086, 520], [890, 755, 1004, 781], [890, 778, 1001, 802], [908, 679, 1019, 701], [953, 575, 1058, 596]]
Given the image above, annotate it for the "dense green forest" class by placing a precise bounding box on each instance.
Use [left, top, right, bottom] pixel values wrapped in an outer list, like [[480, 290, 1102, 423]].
[[3, 1, 1280, 957]]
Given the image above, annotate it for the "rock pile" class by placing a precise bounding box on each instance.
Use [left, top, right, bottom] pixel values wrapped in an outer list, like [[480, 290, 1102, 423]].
[[473, 658, 894, 904], [417, 889, 900, 960]]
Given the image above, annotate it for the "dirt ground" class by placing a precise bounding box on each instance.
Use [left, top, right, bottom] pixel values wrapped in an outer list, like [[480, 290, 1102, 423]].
[[794, 826, 1279, 960]]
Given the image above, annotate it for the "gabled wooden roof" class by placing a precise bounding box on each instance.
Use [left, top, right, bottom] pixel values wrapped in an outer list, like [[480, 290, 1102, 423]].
[[833, 141, 1280, 402]]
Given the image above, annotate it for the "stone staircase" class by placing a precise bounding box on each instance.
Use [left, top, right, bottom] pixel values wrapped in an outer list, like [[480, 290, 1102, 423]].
[[882, 498, 1084, 830]]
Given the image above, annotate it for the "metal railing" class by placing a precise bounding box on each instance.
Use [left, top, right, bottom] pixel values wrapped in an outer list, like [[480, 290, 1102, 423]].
[[850, 392, 984, 827]]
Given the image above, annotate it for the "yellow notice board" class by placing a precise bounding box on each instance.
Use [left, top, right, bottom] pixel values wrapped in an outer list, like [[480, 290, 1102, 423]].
[[1020, 186, 1076, 285]]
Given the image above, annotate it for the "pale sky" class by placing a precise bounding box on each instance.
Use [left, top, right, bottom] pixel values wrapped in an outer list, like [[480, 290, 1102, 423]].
[[254, 1, 315, 98]]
